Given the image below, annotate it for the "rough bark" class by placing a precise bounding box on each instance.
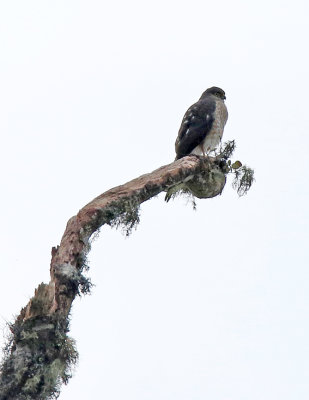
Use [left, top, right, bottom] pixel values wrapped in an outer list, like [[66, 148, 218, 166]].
[[0, 154, 230, 399]]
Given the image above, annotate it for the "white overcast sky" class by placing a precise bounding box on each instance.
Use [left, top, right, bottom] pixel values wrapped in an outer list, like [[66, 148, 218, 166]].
[[1, 1, 309, 399]]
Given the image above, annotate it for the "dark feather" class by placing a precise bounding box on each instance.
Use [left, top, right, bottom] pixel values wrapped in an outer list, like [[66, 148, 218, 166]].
[[175, 97, 216, 160]]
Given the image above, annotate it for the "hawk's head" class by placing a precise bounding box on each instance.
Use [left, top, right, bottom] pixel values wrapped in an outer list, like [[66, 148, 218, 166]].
[[200, 86, 226, 100]]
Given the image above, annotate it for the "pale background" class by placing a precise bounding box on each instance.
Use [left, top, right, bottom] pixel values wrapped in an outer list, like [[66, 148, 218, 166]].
[[1, 1, 309, 399]]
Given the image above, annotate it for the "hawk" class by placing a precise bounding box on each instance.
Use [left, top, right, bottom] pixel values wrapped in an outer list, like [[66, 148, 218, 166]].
[[174, 86, 228, 160]]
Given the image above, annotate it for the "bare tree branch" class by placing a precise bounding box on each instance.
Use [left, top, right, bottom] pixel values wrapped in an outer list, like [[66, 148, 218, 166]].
[[0, 147, 252, 399]]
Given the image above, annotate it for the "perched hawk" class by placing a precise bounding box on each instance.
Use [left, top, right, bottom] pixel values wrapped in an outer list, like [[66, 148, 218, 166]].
[[175, 87, 228, 160]]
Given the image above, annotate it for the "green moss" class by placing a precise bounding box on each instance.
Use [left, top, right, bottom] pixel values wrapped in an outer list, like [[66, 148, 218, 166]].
[[23, 374, 42, 394], [232, 164, 255, 196], [0, 316, 78, 399], [108, 198, 141, 236], [20, 330, 38, 341]]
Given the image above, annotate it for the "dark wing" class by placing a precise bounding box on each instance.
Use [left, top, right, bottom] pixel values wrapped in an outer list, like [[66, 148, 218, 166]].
[[175, 98, 215, 160]]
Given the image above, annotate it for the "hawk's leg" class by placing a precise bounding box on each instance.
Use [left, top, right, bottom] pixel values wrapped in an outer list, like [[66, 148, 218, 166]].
[[206, 147, 218, 157], [205, 146, 213, 157], [200, 144, 206, 158]]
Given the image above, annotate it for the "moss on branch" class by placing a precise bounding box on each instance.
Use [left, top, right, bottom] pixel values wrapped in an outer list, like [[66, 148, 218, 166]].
[[0, 140, 254, 399]]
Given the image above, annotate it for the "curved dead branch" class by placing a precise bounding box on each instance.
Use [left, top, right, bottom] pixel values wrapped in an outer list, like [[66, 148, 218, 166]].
[[0, 145, 252, 399]]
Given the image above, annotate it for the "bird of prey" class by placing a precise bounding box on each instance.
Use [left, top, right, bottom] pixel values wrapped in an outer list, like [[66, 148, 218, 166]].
[[174, 86, 228, 160]]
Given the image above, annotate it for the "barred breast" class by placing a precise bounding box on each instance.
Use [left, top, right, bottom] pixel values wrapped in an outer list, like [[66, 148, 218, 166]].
[[202, 98, 228, 153]]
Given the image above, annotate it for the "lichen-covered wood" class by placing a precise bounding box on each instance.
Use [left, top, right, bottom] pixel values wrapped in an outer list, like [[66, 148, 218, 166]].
[[0, 144, 254, 399]]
